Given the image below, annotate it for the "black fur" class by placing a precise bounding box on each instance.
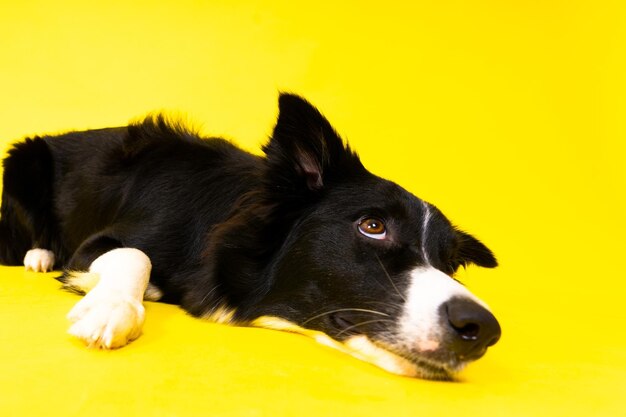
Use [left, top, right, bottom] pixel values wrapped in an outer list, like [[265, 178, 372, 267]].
[[0, 94, 498, 376]]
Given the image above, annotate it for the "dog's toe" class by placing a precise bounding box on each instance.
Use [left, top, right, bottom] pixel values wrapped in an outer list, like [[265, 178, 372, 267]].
[[23, 249, 55, 272], [67, 288, 145, 349]]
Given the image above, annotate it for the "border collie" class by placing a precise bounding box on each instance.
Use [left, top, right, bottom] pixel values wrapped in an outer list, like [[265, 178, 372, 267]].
[[0, 94, 500, 380]]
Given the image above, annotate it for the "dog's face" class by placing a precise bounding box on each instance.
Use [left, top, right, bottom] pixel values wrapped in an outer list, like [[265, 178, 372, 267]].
[[261, 179, 500, 379], [220, 94, 500, 379]]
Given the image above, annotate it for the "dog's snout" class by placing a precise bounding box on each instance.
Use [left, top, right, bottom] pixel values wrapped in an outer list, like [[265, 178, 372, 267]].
[[444, 298, 501, 360]]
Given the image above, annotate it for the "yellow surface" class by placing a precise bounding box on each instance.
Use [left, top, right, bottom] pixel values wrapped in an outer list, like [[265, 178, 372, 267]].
[[1, 1, 625, 416]]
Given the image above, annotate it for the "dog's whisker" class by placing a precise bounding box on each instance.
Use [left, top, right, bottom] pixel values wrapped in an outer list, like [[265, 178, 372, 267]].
[[302, 308, 390, 326], [335, 319, 395, 337], [366, 255, 403, 302], [363, 300, 404, 314], [374, 253, 406, 302]]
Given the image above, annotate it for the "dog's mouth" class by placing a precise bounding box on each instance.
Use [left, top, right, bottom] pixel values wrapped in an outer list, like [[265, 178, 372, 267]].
[[340, 335, 461, 380], [327, 312, 466, 380], [250, 316, 463, 380]]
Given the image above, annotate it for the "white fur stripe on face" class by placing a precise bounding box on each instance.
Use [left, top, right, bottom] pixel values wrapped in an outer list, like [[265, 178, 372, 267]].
[[420, 201, 432, 265], [398, 266, 489, 352], [66, 248, 151, 349]]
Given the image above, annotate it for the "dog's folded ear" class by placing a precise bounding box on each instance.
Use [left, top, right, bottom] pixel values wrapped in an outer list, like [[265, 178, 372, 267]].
[[263, 93, 364, 192], [456, 230, 499, 268]]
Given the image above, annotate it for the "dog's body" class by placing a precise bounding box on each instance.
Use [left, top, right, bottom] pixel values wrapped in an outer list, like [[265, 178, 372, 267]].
[[0, 94, 500, 379]]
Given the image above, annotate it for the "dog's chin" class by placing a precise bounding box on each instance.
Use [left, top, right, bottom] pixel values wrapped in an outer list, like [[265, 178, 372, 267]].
[[250, 316, 465, 380], [342, 335, 465, 381]]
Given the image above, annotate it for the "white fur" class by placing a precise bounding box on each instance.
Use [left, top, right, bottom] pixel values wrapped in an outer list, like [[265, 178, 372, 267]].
[[23, 248, 55, 272], [144, 283, 163, 301], [67, 248, 151, 349], [420, 201, 432, 265], [250, 316, 419, 377], [398, 266, 488, 352], [343, 335, 419, 377]]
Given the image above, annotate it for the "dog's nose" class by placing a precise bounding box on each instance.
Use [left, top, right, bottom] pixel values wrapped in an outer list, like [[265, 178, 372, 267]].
[[444, 297, 501, 360]]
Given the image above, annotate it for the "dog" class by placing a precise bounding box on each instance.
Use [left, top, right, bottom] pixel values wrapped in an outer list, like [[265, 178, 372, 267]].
[[0, 94, 500, 380]]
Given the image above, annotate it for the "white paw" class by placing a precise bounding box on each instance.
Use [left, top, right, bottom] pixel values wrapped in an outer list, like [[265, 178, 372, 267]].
[[24, 249, 55, 272], [67, 287, 145, 349]]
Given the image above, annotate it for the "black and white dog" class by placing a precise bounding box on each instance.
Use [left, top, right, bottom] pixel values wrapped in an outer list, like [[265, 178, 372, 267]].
[[0, 94, 500, 379]]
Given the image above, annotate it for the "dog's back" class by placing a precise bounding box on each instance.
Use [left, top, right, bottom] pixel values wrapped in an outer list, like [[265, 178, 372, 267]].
[[2, 117, 262, 300]]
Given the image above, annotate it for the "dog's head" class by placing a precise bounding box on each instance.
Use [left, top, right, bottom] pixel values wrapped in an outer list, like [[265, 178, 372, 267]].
[[211, 94, 500, 380]]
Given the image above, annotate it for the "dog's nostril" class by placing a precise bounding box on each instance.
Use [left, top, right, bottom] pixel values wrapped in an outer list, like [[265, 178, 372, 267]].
[[444, 297, 501, 360], [454, 322, 480, 341]]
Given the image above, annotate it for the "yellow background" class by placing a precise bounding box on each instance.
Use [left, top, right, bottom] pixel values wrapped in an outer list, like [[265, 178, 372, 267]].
[[1, 1, 625, 416]]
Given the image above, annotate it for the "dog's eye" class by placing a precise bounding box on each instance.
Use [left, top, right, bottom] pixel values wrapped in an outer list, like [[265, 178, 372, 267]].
[[357, 217, 387, 240]]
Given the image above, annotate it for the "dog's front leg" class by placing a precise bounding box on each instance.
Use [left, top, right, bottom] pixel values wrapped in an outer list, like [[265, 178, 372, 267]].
[[66, 248, 151, 349]]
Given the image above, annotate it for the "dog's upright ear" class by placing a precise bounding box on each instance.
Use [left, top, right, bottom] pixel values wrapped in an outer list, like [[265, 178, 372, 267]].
[[456, 230, 499, 269], [263, 93, 364, 193], [190, 95, 366, 312]]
